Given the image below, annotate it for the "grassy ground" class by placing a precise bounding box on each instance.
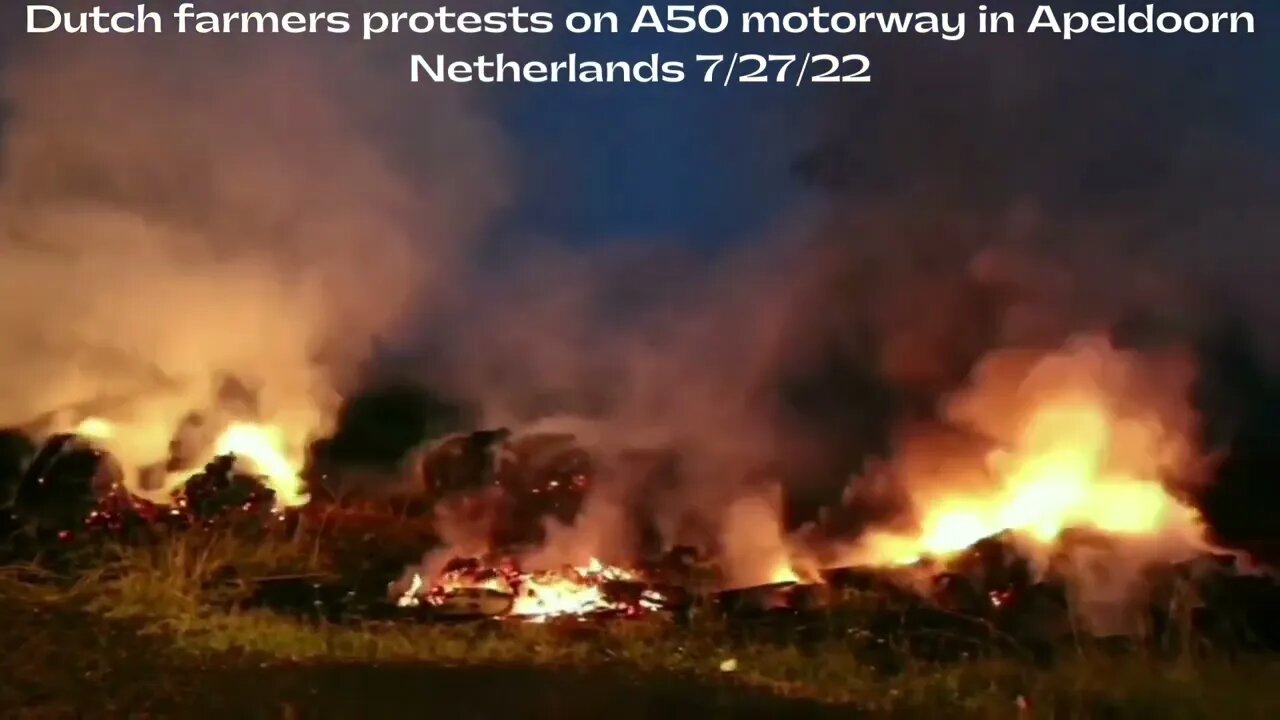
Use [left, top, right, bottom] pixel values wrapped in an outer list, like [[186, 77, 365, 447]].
[[4, 531, 1280, 718]]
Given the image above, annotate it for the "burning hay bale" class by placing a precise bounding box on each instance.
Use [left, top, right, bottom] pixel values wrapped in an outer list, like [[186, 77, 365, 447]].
[[0, 345, 1273, 664], [171, 454, 283, 528], [0, 427, 302, 546], [493, 433, 593, 543], [418, 430, 511, 498], [11, 433, 141, 539], [810, 531, 1280, 661], [414, 429, 595, 549]]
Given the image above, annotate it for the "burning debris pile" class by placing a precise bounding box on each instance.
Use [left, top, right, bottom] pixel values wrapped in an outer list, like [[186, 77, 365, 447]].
[[378, 335, 1279, 646], [8, 432, 138, 538], [1, 333, 1278, 657], [382, 530, 1280, 657], [396, 556, 670, 622]]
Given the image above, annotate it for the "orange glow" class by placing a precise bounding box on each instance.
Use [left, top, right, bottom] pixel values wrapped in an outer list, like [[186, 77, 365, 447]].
[[510, 559, 633, 621], [209, 422, 308, 506], [69, 416, 307, 508], [766, 563, 801, 585], [848, 338, 1206, 566], [73, 416, 115, 441], [407, 558, 664, 621]]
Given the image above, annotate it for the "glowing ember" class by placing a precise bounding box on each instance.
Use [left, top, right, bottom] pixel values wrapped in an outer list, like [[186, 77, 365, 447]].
[[403, 557, 665, 621]]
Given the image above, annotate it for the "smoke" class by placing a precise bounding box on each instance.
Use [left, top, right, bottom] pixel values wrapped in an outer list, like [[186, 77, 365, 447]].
[[766, 3, 1278, 564], [400, 2, 1278, 585], [523, 486, 636, 569], [7, 2, 1276, 602], [838, 335, 1207, 550], [0, 5, 508, 493], [401, 235, 819, 572], [718, 484, 809, 589]]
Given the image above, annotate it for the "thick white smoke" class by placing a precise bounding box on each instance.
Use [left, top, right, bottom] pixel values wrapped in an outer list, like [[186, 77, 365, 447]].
[[0, 24, 508, 492]]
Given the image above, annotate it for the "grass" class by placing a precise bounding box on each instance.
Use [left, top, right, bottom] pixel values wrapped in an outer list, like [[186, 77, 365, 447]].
[[5, 529, 1280, 718]]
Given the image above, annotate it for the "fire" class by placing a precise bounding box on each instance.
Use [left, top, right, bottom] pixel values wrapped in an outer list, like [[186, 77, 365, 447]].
[[924, 404, 1191, 553], [396, 573, 425, 608], [401, 557, 664, 621], [720, 489, 806, 589], [849, 338, 1206, 566], [208, 422, 308, 506], [73, 416, 115, 441], [767, 564, 801, 585], [510, 558, 649, 621], [68, 416, 307, 508]]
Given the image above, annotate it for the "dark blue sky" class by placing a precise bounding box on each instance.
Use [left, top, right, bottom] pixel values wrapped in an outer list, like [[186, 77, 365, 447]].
[[489, 0, 1277, 252], [495, 0, 826, 251]]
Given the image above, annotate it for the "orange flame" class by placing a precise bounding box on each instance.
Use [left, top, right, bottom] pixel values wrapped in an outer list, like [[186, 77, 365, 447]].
[[73, 416, 116, 441], [509, 559, 648, 621], [405, 558, 664, 621], [69, 417, 307, 508], [848, 338, 1206, 566], [209, 422, 308, 506]]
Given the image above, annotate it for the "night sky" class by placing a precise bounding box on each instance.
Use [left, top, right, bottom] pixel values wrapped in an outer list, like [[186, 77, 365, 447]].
[[1, 1, 1273, 253], [492, 0, 1277, 252], [495, 0, 831, 251]]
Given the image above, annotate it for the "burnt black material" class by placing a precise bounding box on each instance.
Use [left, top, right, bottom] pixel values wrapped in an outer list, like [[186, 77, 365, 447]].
[[13, 434, 127, 533], [173, 455, 279, 527]]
